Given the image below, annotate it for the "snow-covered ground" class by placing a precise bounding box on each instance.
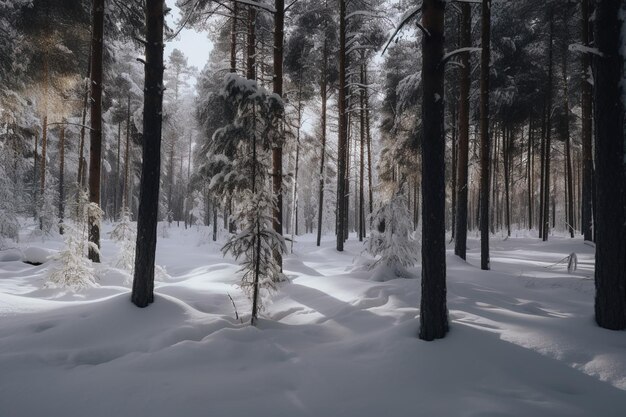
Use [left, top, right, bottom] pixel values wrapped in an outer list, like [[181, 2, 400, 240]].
[[1, 223, 625, 417]]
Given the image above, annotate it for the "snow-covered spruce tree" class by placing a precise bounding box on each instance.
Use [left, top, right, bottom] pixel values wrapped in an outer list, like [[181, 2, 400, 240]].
[[210, 74, 287, 325], [109, 207, 136, 276], [0, 161, 19, 248], [366, 180, 419, 278], [188, 190, 205, 229], [38, 172, 59, 236], [46, 221, 96, 290], [46, 192, 98, 291]]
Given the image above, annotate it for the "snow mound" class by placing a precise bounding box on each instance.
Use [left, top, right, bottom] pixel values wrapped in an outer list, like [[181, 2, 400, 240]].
[[0, 248, 22, 262], [22, 246, 56, 265]]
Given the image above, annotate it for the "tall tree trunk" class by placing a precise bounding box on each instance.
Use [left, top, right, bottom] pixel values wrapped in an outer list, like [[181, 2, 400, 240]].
[[454, 2, 470, 259], [230, 1, 238, 73], [359, 62, 365, 242], [316, 32, 328, 247], [539, 100, 546, 238], [503, 126, 511, 237], [450, 101, 457, 238], [124, 95, 131, 210], [33, 132, 38, 219], [479, 0, 491, 270], [291, 82, 303, 252], [419, 0, 448, 341], [592, 0, 625, 330], [58, 122, 66, 234], [88, 0, 104, 262], [562, 42, 575, 238], [527, 119, 533, 230], [542, 9, 554, 242], [580, 0, 593, 241], [167, 136, 175, 222], [336, 0, 347, 252], [365, 63, 373, 217], [132, 0, 165, 308], [40, 53, 49, 231], [246, 6, 256, 78], [77, 49, 91, 198], [115, 122, 121, 220], [272, 0, 284, 268]]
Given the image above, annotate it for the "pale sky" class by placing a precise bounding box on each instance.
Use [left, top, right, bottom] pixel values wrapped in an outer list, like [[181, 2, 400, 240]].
[[164, 1, 213, 73]]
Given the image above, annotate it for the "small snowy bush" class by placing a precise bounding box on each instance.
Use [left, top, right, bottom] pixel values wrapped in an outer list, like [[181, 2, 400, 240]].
[[39, 175, 59, 235], [109, 208, 136, 276], [222, 189, 287, 315], [366, 182, 419, 278], [46, 222, 96, 290]]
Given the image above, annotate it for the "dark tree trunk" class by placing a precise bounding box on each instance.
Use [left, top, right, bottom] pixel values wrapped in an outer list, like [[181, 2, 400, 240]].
[[123, 95, 131, 210], [527, 119, 533, 230], [88, 0, 104, 262], [336, 0, 347, 252], [115, 122, 121, 220], [539, 98, 546, 239], [132, 0, 165, 308], [316, 33, 328, 247], [450, 101, 457, 239], [503, 126, 511, 237], [580, 0, 593, 241], [542, 9, 554, 242], [359, 62, 365, 242], [419, 0, 448, 341], [33, 132, 38, 219], [246, 5, 255, 79], [454, 2, 471, 259], [592, 0, 625, 330], [77, 48, 91, 198], [365, 63, 373, 217], [230, 1, 238, 73], [273, 0, 284, 267], [58, 122, 65, 234], [479, 0, 491, 270], [562, 44, 574, 238]]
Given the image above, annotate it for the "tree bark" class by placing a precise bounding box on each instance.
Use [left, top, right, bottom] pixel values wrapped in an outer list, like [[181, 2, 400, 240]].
[[419, 0, 448, 341], [359, 62, 365, 242], [88, 0, 104, 262], [503, 126, 511, 237], [580, 0, 593, 241], [541, 9, 554, 242], [316, 33, 328, 247], [230, 0, 238, 73], [454, 2, 471, 259], [527, 119, 533, 230], [592, 0, 625, 330], [115, 122, 121, 220], [273, 0, 284, 266], [562, 42, 574, 238], [479, 0, 491, 270], [33, 132, 38, 219], [365, 63, 373, 217], [123, 95, 131, 210], [132, 0, 165, 308], [336, 0, 347, 252], [58, 122, 65, 234], [77, 48, 91, 197]]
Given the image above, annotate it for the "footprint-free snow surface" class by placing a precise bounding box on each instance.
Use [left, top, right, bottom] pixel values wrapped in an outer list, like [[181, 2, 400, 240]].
[[1, 225, 625, 417]]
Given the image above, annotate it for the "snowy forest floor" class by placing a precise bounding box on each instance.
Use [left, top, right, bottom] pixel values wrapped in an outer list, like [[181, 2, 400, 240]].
[[1, 222, 625, 417]]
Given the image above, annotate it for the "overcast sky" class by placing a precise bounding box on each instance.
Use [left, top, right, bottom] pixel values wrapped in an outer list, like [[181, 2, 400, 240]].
[[164, 1, 213, 73]]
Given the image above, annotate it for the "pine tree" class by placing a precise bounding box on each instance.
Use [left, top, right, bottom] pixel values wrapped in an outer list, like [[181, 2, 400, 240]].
[[592, 0, 625, 330], [419, 0, 448, 341], [132, 0, 166, 308]]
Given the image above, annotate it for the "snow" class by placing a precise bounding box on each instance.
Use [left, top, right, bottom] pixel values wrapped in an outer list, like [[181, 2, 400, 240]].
[[1, 224, 626, 416], [22, 246, 57, 265]]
